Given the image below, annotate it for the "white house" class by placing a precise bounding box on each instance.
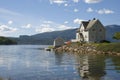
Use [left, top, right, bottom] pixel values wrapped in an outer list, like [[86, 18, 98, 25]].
[[75, 18, 106, 43]]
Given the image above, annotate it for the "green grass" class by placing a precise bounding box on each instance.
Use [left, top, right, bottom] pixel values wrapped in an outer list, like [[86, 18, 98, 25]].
[[96, 42, 120, 53], [67, 42, 83, 48], [48, 46, 54, 49]]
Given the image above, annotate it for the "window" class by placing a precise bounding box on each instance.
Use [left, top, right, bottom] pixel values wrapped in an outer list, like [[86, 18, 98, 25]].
[[85, 35, 87, 38], [92, 36, 94, 39], [92, 29, 95, 31], [99, 29, 102, 31]]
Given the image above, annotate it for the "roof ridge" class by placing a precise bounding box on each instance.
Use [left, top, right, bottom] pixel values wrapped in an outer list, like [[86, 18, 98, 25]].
[[86, 19, 98, 30]]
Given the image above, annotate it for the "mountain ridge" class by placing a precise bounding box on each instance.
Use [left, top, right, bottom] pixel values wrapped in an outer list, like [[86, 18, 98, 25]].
[[10, 25, 120, 44]]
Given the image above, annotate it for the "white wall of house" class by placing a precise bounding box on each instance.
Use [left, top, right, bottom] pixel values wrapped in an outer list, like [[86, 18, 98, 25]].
[[76, 32, 80, 40], [78, 24, 89, 42], [80, 24, 84, 32], [82, 31, 89, 42]]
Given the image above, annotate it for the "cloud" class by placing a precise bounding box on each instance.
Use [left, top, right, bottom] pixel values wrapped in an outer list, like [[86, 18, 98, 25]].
[[0, 8, 21, 16], [58, 25, 72, 30], [64, 3, 68, 6], [22, 24, 32, 29], [43, 21, 53, 24], [74, 8, 79, 12], [0, 25, 17, 32], [36, 24, 55, 33], [49, 0, 67, 4], [73, 18, 86, 24], [36, 20, 75, 33], [73, 0, 79, 3], [84, 0, 102, 4], [86, 8, 114, 15], [36, 27, 55, 33], [97, 8, 114, 14], [8, 20, 13, 25], [64, 21, 69, 24], [87, 7, 93, 12]]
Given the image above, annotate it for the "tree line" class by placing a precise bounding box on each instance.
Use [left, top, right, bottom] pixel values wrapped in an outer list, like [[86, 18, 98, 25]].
[[0, 36, 17, 45]]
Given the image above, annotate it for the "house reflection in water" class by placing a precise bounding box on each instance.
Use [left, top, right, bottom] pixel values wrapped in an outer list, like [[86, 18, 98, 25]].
[[75, 54, 106, 80]]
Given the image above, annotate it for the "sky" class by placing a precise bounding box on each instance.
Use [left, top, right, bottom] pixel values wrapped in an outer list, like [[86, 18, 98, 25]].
[[0, 0, 120, 37]]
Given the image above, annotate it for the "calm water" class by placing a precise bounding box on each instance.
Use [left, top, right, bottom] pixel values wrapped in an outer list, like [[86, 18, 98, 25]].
[[0, 45, 120, 80]]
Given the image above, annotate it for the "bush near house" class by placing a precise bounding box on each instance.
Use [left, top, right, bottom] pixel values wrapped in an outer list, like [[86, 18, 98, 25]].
[[113, 32, 120, 40], [100, 40, 111, 43]]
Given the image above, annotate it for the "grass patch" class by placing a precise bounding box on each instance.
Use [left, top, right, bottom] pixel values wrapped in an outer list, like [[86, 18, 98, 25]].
[[96, 42, 120, 53], [48, 46, 54, 49], [68, 42, 83, 48]]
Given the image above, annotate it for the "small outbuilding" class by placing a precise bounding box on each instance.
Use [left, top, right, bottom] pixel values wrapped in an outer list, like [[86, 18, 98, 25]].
[[53, 37, 64, 48]]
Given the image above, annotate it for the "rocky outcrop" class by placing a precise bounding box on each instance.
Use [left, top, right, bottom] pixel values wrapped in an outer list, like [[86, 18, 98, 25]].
[[54, 44, 120, 56]]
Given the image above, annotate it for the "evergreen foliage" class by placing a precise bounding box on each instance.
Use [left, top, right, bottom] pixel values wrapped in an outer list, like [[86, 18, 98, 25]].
[[0, 36, 17, 45]]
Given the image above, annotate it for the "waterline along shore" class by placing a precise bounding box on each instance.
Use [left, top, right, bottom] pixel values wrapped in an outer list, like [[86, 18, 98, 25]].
[[54, 42, 120, 56]]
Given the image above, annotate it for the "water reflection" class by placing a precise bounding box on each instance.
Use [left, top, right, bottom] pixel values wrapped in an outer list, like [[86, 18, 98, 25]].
[[75, 54, 106, 80], [54, 52, 64, 65], [111, 56, 120, 73]]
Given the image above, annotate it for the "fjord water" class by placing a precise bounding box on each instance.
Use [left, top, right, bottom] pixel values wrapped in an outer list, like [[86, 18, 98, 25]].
[[0, 45, 120, 80]]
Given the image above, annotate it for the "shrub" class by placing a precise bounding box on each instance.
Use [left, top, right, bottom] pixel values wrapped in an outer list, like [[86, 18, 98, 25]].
[[100, 40, 111, 43]]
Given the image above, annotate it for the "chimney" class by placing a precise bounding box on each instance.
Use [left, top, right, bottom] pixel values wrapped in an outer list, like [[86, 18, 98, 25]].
[[93, 18, 96, 20]]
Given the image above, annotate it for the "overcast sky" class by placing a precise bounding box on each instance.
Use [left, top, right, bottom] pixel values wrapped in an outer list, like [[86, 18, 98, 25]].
[[0, 0, 120, 37]]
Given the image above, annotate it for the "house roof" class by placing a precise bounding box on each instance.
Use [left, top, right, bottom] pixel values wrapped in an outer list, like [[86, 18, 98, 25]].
[[82, 21, 89, 29], [80, 18, 100, 30], [85, 19, 98, 30], [54, 37, 64, 41]]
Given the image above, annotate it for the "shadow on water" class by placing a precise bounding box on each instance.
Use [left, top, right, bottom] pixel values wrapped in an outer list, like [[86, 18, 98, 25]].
[[54, 52, 64, 65]]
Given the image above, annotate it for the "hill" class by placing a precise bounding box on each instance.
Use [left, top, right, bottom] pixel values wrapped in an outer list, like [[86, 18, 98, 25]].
[[12, 29, 76, 45], [0, 36, 17, 45], [10, 25, 120, 45], [106, 25, 120, 42]]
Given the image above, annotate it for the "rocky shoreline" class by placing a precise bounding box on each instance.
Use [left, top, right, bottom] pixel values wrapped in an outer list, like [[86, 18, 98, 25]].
[[54, 44, 120, 56]]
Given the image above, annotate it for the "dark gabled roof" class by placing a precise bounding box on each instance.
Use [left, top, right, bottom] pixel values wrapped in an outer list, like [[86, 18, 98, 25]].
[[85, 19, 98, 30], [82, 21, 89, 29], [54, 37, 64, 41], [80, 19, 101, 30]]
